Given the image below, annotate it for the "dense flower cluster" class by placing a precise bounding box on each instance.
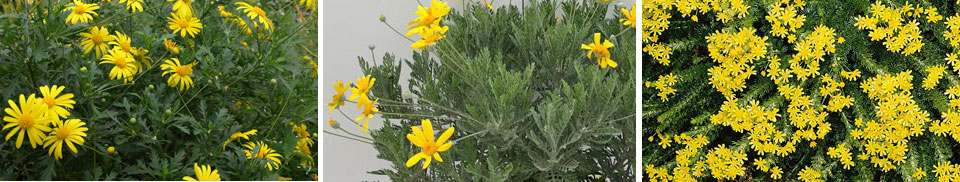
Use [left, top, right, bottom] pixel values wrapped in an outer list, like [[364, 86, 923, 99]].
[[644, 43, 672, 66], [854, 1, 940, 56], [644, 133, 710, 181], [705, 144, 747, 180], [778, 83, 831, 146], [930, 85, 960, 143], [922, 64, 948, 90], [821, 75, 853, 112], [946, 15, 960, 48], [646, 73, 678, 101], [705, 27, 768, 99], [934, 161, 960, 181], [641, 0, 672, 43], [792, 25, 842, 81], [709, 99, 796, 158], [765, 0, 806, 42], [2, 86, 84, 160], [797, 166, 823, 182], [851, 71, 930, 172], [407, 0, 451, 50], [826, 143, 854, 169]]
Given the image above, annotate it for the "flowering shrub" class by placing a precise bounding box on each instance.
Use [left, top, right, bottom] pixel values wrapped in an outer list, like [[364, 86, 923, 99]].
[[0, 0, 317, 180], [644, 0, 960, 181], [323, 0, 635, 181]]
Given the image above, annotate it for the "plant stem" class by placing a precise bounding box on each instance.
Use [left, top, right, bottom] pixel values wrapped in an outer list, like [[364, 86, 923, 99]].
[[323, 130, 373, 144]]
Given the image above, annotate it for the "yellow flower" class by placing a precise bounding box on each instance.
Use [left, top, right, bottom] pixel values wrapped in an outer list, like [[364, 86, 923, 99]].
[[277, 176, 292, 181], [484, 1, 494, 10], [299, 0, 316, 11], [183, 163, 221, 181], [705, 144, 747, 180], [411, 24, 448, 50], [235, 2, 274, 31], [580, 33, 617, 69], [349, 75, 376, 104], [243, 141, 282, 171], [827, 144, 854, 169], [923, 64, 948, 90], [109, 31, 134, 54], [168, 0, 193, 17], [167, 13, 204, 38], [406, 0, 450, 36], [63, 0, 99, 25], [798, 166, 822, 182], [160, 58, 198, 91], [770, 166, 783, 179], [2, 94, 54, 149], [99, 49, 137, 83], [164, 39, 181, 55], [107, 146, 115, 153], [222, 129, 257, 149], [657, 134, 672, 148], [326, 80, 348, 112], [119, 0, 143, 13], [619, 5, 636, 28], [765, 0, 806, 39], [840, 69, 861, 81], [643, 43, 671, 66], [706, 27, 767, 99], [355, 99, 379, 133], [80, 26, 115, 58], [42, 119, 87, 160], [914, 167, 927, 179], [38, 85, 76, 119], [309, 61, 318, 77], [405, 119, 454, 169]]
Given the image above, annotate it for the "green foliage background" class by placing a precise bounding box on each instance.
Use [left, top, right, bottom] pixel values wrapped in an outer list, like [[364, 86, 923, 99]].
[[0, 0, 318, 180], [643, 0, 960, 181], [353, 0, 636, 181]]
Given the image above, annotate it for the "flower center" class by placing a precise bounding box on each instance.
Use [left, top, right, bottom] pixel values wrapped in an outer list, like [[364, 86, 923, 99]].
[[178, 19, 191, 29], [422, 141, 438, 155], [72, 5, 87, 15], [43, 97, 56, 108], [57, 127, 72, 140], [115, 57, 128, 68], [256, 147, 269, 158], [175, 66, 191, 76], [253, 7, 266, 17], [19, 114, 34, 129], [91, 34, 104, 44]]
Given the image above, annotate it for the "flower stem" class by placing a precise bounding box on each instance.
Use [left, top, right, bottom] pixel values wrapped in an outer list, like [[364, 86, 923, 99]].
[[324, 130, 373, 144], [381, 21, 416, 42]]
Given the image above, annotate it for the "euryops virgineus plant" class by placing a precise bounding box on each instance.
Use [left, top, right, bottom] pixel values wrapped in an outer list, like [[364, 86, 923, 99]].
[[643, 0, 960, 181], [0, 0, 318, 180], [323, 0, 636, 181]]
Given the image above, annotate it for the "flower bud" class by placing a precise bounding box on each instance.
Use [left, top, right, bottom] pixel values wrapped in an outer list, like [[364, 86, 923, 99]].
[[107, 146, 116, 153], [368, 44, 376, 50], [79, 67, 88, 73], [129, 118, 137, 124], [379, 14, 386, 22], [270, 79, 278, 84], [165, 109, 173, 115], [148, 84, 155, 90], [329, 119, 340, 129]]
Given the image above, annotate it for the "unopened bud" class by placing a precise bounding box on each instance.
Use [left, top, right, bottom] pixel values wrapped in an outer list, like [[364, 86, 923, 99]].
[[379, 14, 386, 22], [270, 79, 278, 84], [129, 118, 137, 124], [79, 67, 87, 73]]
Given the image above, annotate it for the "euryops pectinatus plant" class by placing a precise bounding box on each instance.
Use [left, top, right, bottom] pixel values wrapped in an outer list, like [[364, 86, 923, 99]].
[[642, 0, 960, 181], [323, 0, 636, 181], [0, 0, 317, 180]]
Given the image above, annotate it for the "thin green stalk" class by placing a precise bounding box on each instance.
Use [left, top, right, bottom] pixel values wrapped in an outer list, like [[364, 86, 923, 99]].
[[323, 130, 373, 144]]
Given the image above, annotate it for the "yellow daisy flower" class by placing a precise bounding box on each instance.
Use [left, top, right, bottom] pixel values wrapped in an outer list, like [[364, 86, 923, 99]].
[[405, 119, 455, 169], [2, 94, 54, 149], [299, 0, 316, 11], [164, 39, 181, 55], [63, 0, 99, 25], [167, 13, 204, 38], [79, 26, 115, 58], [411, 24, 448, 50], [243, 141, 282, 171], [348, 75, 375, 104], [620, 4, 636, 28], [580, 33, 617, 68], [109, 31, 134, 53], [99, 49, 138, 83], [160, 58, 198, 91], [107, 146, 115, 153], [42, 119, 88, 160], [406, 0, 450, 36], [222, 129, 257, 149], [355, 99, 379, 133], [119, 0, 143, 13], [183, 163, 221, 181], [235, 2, 274, 31], [326, 80, 348, 112], [38, 85, 76, 119], [168, 0, 193, 17]]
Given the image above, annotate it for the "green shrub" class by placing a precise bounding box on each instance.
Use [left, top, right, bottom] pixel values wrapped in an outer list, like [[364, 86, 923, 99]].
[[0, 0, 318, 180]]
